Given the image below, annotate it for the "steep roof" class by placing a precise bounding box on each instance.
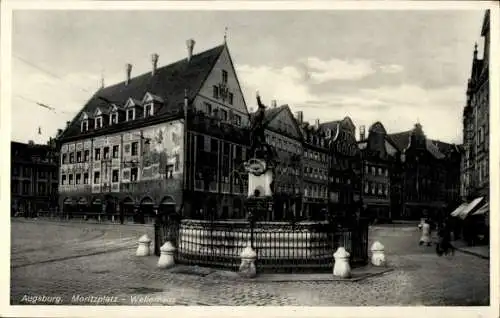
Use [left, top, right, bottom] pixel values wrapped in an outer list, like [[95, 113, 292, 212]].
[[61, 44, 226, 140], [387, 130, 457, 160], [387, 130, 412, 151]]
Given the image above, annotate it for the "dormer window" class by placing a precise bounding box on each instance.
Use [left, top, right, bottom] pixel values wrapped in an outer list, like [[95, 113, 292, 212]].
[[81, 112, 89, 132], [95, 117, 103, 129], [144, 104, 153, 118], [141, 92, 162, 119], [125, 97, 144, 121], [94, 108, 104, 129], [127, 109, 135, 121], [110, 112, 118, 125]]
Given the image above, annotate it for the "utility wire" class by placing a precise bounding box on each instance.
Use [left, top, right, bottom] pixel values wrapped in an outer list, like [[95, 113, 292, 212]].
[[13, 54, 94, 94], [14, 94, 78, 115]]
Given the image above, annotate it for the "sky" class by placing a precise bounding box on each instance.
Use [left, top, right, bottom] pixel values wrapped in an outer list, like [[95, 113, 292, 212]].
[[10, 9, 487, 145]]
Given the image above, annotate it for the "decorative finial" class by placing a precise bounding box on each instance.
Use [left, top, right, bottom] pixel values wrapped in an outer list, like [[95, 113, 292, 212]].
[[224, 27, 228, 44]]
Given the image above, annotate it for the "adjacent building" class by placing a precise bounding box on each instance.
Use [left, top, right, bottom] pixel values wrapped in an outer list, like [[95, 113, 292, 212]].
[[357, 122, 399, 222], [58, 39, 250, 223], [387, 123, 461, 220], [11, 138, 59, 217], [260, 103, 303, 220], [461, 9, 490, 200]]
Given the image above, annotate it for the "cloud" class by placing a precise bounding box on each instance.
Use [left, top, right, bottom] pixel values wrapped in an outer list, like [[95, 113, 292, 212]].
[[379, 64, 404, 74], [238, 62, 464, 144], [303, 57, 375, 83]]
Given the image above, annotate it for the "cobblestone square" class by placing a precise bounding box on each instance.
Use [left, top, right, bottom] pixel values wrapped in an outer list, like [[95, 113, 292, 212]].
[[10, 220, 490, 306]]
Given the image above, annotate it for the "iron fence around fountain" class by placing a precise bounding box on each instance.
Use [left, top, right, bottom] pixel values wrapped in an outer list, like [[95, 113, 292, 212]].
[[174, 218, 369, 272]]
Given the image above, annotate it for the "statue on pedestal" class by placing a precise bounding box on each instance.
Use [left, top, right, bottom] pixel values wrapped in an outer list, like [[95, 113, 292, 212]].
[[244, 91, 277, 221]]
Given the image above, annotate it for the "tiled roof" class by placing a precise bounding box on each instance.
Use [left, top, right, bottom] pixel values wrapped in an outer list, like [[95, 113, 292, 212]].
[[387, 130, 412, 151], [61, 44, 226, 141], [387, 130, 458, 160], [263, 105, 287, 125]]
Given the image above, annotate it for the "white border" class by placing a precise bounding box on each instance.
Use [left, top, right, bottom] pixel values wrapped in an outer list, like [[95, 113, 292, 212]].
[[1, 1, 498, 318]]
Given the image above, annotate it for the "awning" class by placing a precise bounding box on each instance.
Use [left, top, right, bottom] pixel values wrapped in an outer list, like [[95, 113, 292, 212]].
[[472, 202, 489, 216], [457, 197, 484, 220], [450, 203, 468, 217]]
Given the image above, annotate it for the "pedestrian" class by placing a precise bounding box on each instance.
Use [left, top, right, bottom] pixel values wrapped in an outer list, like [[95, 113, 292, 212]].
[[418, 218, 432, 246], [436, 219, 455, 256]]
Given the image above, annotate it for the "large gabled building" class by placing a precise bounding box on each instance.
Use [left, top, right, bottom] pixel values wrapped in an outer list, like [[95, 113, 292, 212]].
[[387, 123, 461, 220], [58, 39, 251, 223], [357, 122, 400, 223]]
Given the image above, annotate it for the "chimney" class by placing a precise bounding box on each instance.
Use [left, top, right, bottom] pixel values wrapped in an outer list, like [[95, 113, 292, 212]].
[[125, 63, 132, 85], [315, 119, 320, 129], [57, 129, 63, 137], [360, 125, 366, 141], [271, 100, 277, 108], [186, 39, 196, 62], [295, 111, 303, 124], [66, 121, 71, 128], [151, 53, 159, 76]]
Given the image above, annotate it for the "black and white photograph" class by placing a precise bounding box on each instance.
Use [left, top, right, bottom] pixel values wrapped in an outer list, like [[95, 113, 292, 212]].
[[2, 1, 498, 316]]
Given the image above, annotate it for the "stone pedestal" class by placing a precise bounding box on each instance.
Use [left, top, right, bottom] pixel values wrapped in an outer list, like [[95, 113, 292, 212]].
[[239, 244, 257, 278], [157, 241, 176, 268], [333, 247, 351, 278], [136, 234, 152, 257], [370, 241, 386, 266]]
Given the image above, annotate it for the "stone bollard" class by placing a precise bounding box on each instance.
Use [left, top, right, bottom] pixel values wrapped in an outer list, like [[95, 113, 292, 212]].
[[370, 241, 386, 266], [333, 247, 351, 278], [238, 244, 257, 278], [157, 241, 176, 269], [136, 234, 152, 257]]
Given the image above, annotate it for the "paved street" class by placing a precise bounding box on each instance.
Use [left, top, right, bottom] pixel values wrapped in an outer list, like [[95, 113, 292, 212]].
[[10, 220, 489, 306]]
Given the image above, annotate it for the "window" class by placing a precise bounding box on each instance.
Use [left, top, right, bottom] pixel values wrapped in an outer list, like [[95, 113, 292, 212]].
[[213, 85, 219, 99], [112, 169, 119, 182], [222, 70, 228, 83], [76, 173, 81, 185], [371, 167, 376, 175], [95, 117, 102, 129], [68, 174, 74, 185], [69, 153, 75, 164], [110, 113, 118, 125], [127, 109, 134, 121], [38, 170, 46, 179], [229, 93, 234, 105], [144, 104, 152, 118], [23, 181, 30, 194], [220, 109, 228, 121], [76, 151, 82, 163], [61, 174, 67, 185], [364, 182, 369, 194], [233, 114, 241, 126], [131, 142, 139, 156], [94, 148, 101, 160], [131, 167, 138, 181], [37, 182, 46, 195], [112, 145, 119, 158], [81, 120, 88, 132], [83, 173, 89, 185], [124, 144, 130, 154], [84, 150, 90, 162], [103, 147, 110, 159], [204, 102, 212, 115], [94, 171, 100, 184]]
